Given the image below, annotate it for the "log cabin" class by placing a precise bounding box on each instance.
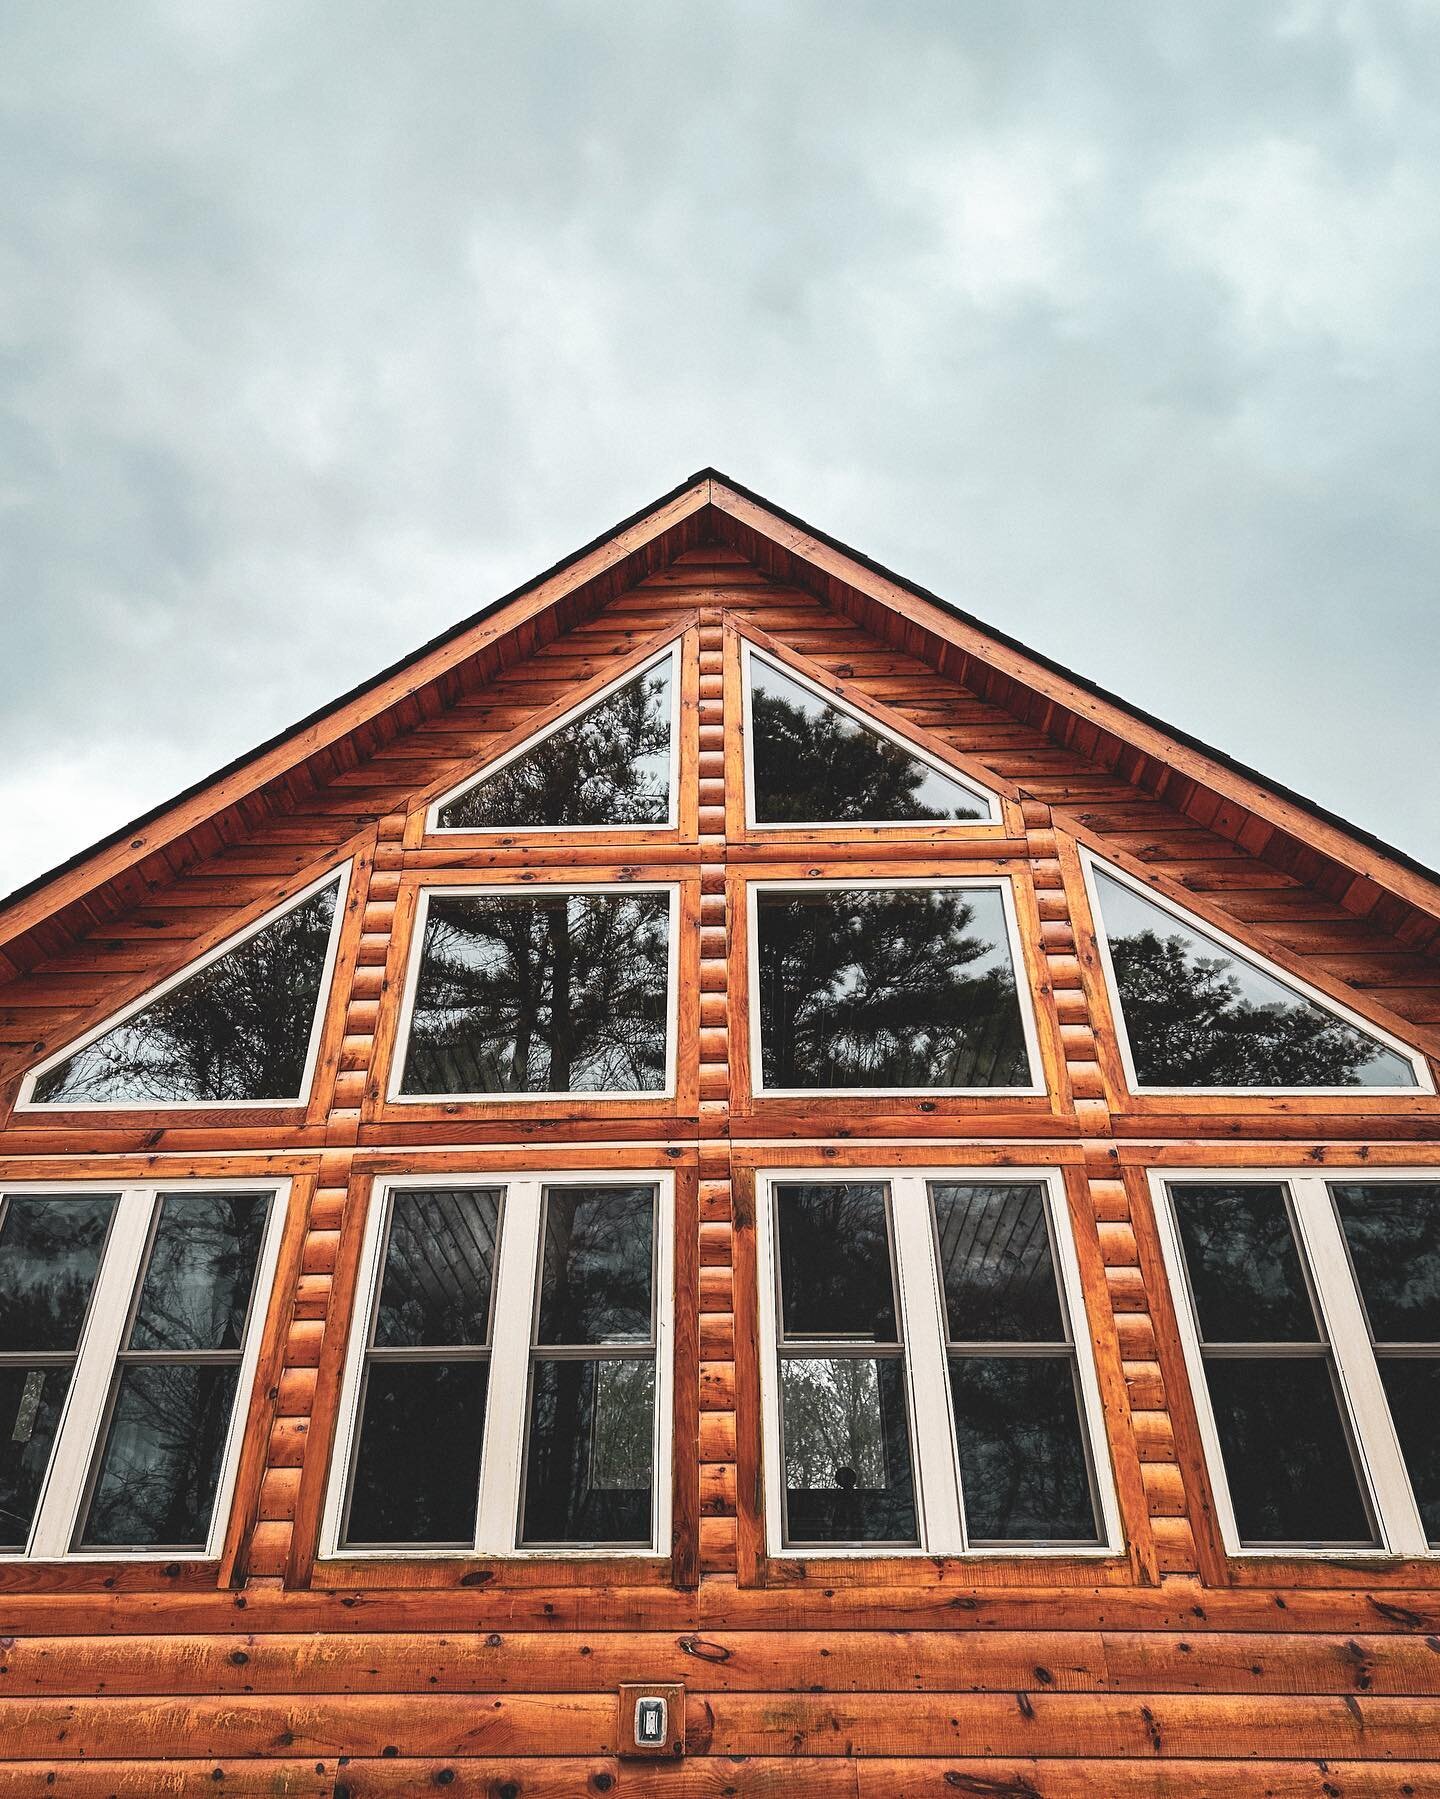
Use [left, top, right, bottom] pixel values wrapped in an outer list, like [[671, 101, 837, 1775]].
[[2, 467, 1439, 1795]]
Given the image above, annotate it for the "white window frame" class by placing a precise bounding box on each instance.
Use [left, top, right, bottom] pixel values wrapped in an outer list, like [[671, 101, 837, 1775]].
[[389, 881, 681, 1105], [321, 1170, 674, 1559], [746, 876, 1045, 1099], [3, 1177, 289, 1561], [426, 642, 683, 835], [17, 864, 353, 1113], [754, 1166, 1120, 1558], [1079, 849, 1433, 1098], [741, 642, 1000, 830], [1149, 1166, 1433, 1557]]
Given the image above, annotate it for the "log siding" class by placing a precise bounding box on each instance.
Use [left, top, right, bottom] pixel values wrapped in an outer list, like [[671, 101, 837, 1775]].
[[2, 481, 1439, 1792]]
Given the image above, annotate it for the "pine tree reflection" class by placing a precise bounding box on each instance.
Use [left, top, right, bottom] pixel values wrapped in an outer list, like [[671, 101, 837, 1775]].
[[751, 661, 988, 823], [32, 882, 340, 1105], [757, 885, 1031, 1089], [1096, 871, 1415, 1088], [439, 662, 672, 829], [402, 892, 669, 1094]]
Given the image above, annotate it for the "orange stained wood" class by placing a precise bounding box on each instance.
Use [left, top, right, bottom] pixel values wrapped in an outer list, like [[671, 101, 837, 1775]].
[[1, 474, 1439, 1791]]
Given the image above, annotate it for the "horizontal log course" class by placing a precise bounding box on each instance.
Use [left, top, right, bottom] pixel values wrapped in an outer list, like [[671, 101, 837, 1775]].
[[3, 1629, 1439, 1699], [3, 1759, 1437, 1799], [3, 1689, 1438, 1760]]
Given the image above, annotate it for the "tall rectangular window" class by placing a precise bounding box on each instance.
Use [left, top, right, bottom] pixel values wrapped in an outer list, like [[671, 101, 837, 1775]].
[[934, 1182, 1103, 1545], [757, 1169, 1117, 1556], [772, 1182, 917, 1545], [393, 885, 678, 1101], [0, 1183, 285, 1559], [1153, 1171, 1440, 1556], [325, 1173, 673, 1557]]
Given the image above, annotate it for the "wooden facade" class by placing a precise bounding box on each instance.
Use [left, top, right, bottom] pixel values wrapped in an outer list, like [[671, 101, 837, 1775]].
[[2, 468, 1440, 1793]]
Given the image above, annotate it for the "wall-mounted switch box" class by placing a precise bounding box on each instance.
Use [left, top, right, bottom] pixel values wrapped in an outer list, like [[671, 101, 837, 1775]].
[[617, 1682, 685, 1758]]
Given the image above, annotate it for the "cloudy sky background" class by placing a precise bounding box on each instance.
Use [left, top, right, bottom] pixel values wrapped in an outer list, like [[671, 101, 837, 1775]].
[[2, 1, 1438, 897]]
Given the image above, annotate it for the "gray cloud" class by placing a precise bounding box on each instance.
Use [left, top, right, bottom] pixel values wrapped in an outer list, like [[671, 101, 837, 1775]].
[[1, 0, 1437, 893]]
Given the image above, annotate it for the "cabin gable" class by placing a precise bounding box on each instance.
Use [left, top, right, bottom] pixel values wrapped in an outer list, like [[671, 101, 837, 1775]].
[[2, 473, 1439, 1793]]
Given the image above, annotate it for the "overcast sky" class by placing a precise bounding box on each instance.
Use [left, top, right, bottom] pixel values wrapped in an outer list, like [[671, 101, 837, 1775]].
[[2, 2, 1437, 899]]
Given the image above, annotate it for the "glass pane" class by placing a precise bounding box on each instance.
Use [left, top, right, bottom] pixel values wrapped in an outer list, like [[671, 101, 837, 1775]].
[[129, 1193, 270, 1353], [438, 658, 673, 830], [0, 1365, 73, 1550], [950, 1355, 1099, 1542], [400, 891, 670, 1096], [536, 1186, 654, 1346], [1094, 870, 1416, 1089], [522, 1357, 655, 1544], [0, 1194, 116, 1352], [373, 1189, 502, 1348], [1377, 1359, 1440, 1542], [1331, 1183, 1440, 1343], [344, 1361, 488, 1547], [1204, 1357, 1372, 1545], [780, 1356, 917, 1543], [931, 1183, 1064, 1343], [756, 885, 1031, 1090], [774, 1184, 897, 1341], [1170, 1185, 1318, 1343], [31, 879, 341, 1105], [80, 1363, 241, 1549], [750, 655, 990, 825]]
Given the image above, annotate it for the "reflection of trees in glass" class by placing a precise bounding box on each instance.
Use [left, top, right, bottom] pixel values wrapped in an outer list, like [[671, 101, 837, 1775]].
[[949, 1357, 1098, 1541], [439, 661, 673, 829], [0, 1196, 115, 1350], [782, 1357, 890, 1488], [1096, 872, 1415, 1088], [779, 1356, 916, 1542], [0, 1196, 118, 1549], [129, 1194, 268, 1353], [32, 881, 341, 1106], [81, 1363, 238, 1548], [522, 1358, 653, 1544], [1331, 1184, 1440, 1341], [1170, 1186, 1317, 1343], [757, 886, 1031, 1089], [751, 658, 989, 824], [538, 1187, 654, 1345], [401, 892, 669, 1095]]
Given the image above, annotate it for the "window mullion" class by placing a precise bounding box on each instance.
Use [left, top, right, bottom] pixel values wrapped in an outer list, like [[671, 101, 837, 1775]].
[[474, 1178, 543, 1554], [1292, 1176, 1428, 1555], [29, 1186, 155, 1557], [889, 1174, 964, 1554]]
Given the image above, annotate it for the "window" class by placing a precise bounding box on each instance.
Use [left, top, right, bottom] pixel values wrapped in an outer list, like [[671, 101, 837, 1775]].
[[325, 1173, 673, 1556], [0, 1182, 285, 1558], [743, 644, 998, 827], [756, 1169, 1117, 1555], [430, 645, 679, 832], [1084, 854, 1427, 1093], [393, 884, 678, 1101], [1152, 1170, 1439, 1555], [20, 867, 350, 1110], [749, 879, 1040, 1095]]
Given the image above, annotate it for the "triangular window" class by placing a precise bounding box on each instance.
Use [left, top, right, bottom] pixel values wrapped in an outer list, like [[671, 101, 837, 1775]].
[[23, 869, 348, 1108], [1088, 859, 1425, 1092], [745, 647, 997, 826], [432, 646, 677, 832]]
